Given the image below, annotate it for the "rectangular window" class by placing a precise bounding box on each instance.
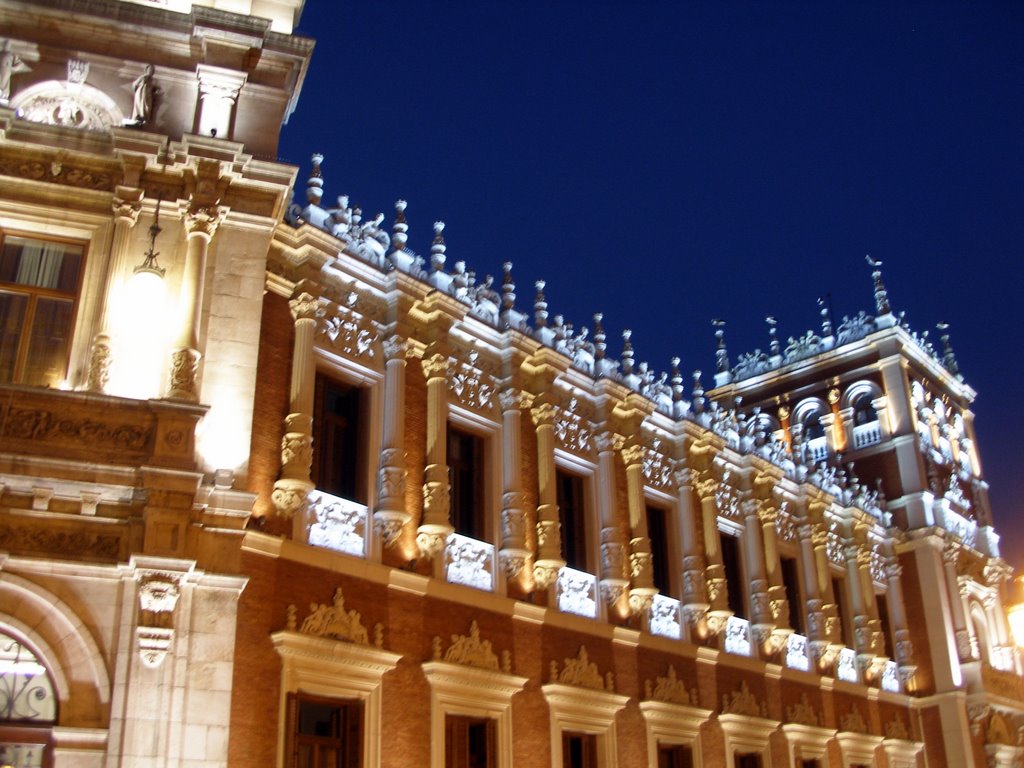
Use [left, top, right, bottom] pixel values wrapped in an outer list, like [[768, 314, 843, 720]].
[[736, 753, 762, 768], [445, 714, 495, 768], [562, 732, 596, 768], [876, 593, 894, 658], [832, 576, 852, 647], [448, 425, 485, 540], [719, 532, 745, 619], [646, 505, 673, 596], [313, 374, 366, 503], [289, 693, 362, 768], [556, 470, 588, 572], [658, 744, 693, 768], [781, 556, 804, 634], [800, 761, 819, 768], [0, 234, 84, 387]]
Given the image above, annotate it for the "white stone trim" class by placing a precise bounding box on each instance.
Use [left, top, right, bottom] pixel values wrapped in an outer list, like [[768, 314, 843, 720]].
[[542, 682, 629, 768], [271, 630, 401, 768], [780, 723, 836, 765], [638, 700, 712, 768], [881, 738, 924, 768], [421, 660, 528, 768], [717, 713, 779, 767], [835, 731, 884, 767], [986, 743, 1024, 768]]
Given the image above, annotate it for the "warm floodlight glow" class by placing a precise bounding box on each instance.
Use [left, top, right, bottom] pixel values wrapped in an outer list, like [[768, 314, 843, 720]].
[[1010, 604, 1024, 648]]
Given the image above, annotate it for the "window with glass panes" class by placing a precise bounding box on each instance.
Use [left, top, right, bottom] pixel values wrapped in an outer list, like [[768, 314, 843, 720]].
[[288, 693, 362, 768], [0, 234, 84, 386]]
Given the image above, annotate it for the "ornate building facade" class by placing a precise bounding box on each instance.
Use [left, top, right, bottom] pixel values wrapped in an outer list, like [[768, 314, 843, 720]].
[[0, 1, 1021, 767]]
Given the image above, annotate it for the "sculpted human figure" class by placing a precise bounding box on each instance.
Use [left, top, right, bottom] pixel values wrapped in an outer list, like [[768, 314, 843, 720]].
[[131, 64, 155, 124], [0, 40, 31, 103]]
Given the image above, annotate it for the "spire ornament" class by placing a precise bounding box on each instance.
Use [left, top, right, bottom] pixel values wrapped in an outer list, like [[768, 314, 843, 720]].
[[766, 316, 780, 358], [431, 221, 446, 272], [936, 322, 961, 377], [866, 255, 891, 317], [712, 319, 729, 373]]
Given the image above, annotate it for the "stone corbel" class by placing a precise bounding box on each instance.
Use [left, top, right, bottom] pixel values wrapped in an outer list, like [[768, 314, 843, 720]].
[[135, 571, 185, 668]]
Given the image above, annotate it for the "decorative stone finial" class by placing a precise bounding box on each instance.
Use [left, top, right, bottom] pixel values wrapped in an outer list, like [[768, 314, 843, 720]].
[[431, 221, 446, 272], [593, 313, 606, 361], [671, 357, 683, 403], [712, 319, 729, 373], [691, 369, 705, 414], [620, 329, 634, 376], [306, 153, 325, 205], [817, 294, 833, 338], [866, 255, 891, 316], [501, 261, 515, 311], [936, 322, 960, 376], [534, 280, 548, 328], [766, 316, 780, 357], [391, 200, 408, 251]]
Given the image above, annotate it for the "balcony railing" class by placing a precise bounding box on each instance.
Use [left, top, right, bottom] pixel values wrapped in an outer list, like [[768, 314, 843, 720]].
[[649, 594, 682, 640], [444, 533, 495, 592], [307, 491, 367, 557], [852, 421, 881, 449], [836, 647, 859, 682], [724, 616, 752, 656], [786, 633, 810, 671], [556, 567, 598, 618], [806, 436, 828, 463]]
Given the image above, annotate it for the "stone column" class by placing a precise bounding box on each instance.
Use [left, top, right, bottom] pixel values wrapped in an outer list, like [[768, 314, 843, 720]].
[[595, 431, 628, 609], [943, 545, 973, 662], [882, 553, 915, 680], [695, 471, 730, 636], [623, 442, 658, 617], [847, 538, 885, 680], [417, 353, 453, 561], [674, 467, 708, 615], [373, 335, 410, 549], [755, 499, 792, 654], [742, 497, 771, 628], [88, 189, 143, 392], [167, 204, 223, 401], [498, 388, 532, 582], [531, 401, 565, 589], [272, 293, 319, 540]]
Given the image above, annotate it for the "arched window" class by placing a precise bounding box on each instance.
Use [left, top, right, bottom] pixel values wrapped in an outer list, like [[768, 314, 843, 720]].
[[852, 395, 875, 426], [802, 412, 825, 441], [0, 629, 58, 768]]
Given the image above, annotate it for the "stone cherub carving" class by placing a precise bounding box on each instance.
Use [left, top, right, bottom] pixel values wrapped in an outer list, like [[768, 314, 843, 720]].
[[0, 39, 31, 103]]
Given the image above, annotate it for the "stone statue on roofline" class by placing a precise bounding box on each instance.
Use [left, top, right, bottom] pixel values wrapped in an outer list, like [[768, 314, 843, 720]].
[[130, 64, 156, 125], [0, 39, 31, 103]]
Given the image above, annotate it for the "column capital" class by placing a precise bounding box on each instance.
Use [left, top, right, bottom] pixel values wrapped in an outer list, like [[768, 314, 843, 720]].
[[530, 401, 559, 428], [620, 443, 646, 469], [383, 334, 410, 362], [182, 203, 226, 240], [289, 292, 322, 322], [499, 387, 534, 413], [420, 352, 449, 381], [112, 188, 144, 224]]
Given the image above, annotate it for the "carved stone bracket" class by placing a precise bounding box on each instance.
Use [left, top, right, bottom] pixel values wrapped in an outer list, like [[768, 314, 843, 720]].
[[136, 572, 182, 668]]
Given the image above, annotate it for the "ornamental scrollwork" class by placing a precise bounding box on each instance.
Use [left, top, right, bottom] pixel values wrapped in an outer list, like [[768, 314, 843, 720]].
[[447, 348, 497, 412]]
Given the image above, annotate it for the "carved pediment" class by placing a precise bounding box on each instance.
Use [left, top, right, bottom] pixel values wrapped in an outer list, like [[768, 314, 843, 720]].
[[287, 587, 383, 648], [721, 680, 767, 718], [643, 664, 696, 706], [549, 645, 612, 691], [431, 620, 510, 673]]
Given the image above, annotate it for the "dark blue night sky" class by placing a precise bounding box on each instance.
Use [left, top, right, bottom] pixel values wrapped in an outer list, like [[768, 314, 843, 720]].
[[279, 1, 1024, 566]]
